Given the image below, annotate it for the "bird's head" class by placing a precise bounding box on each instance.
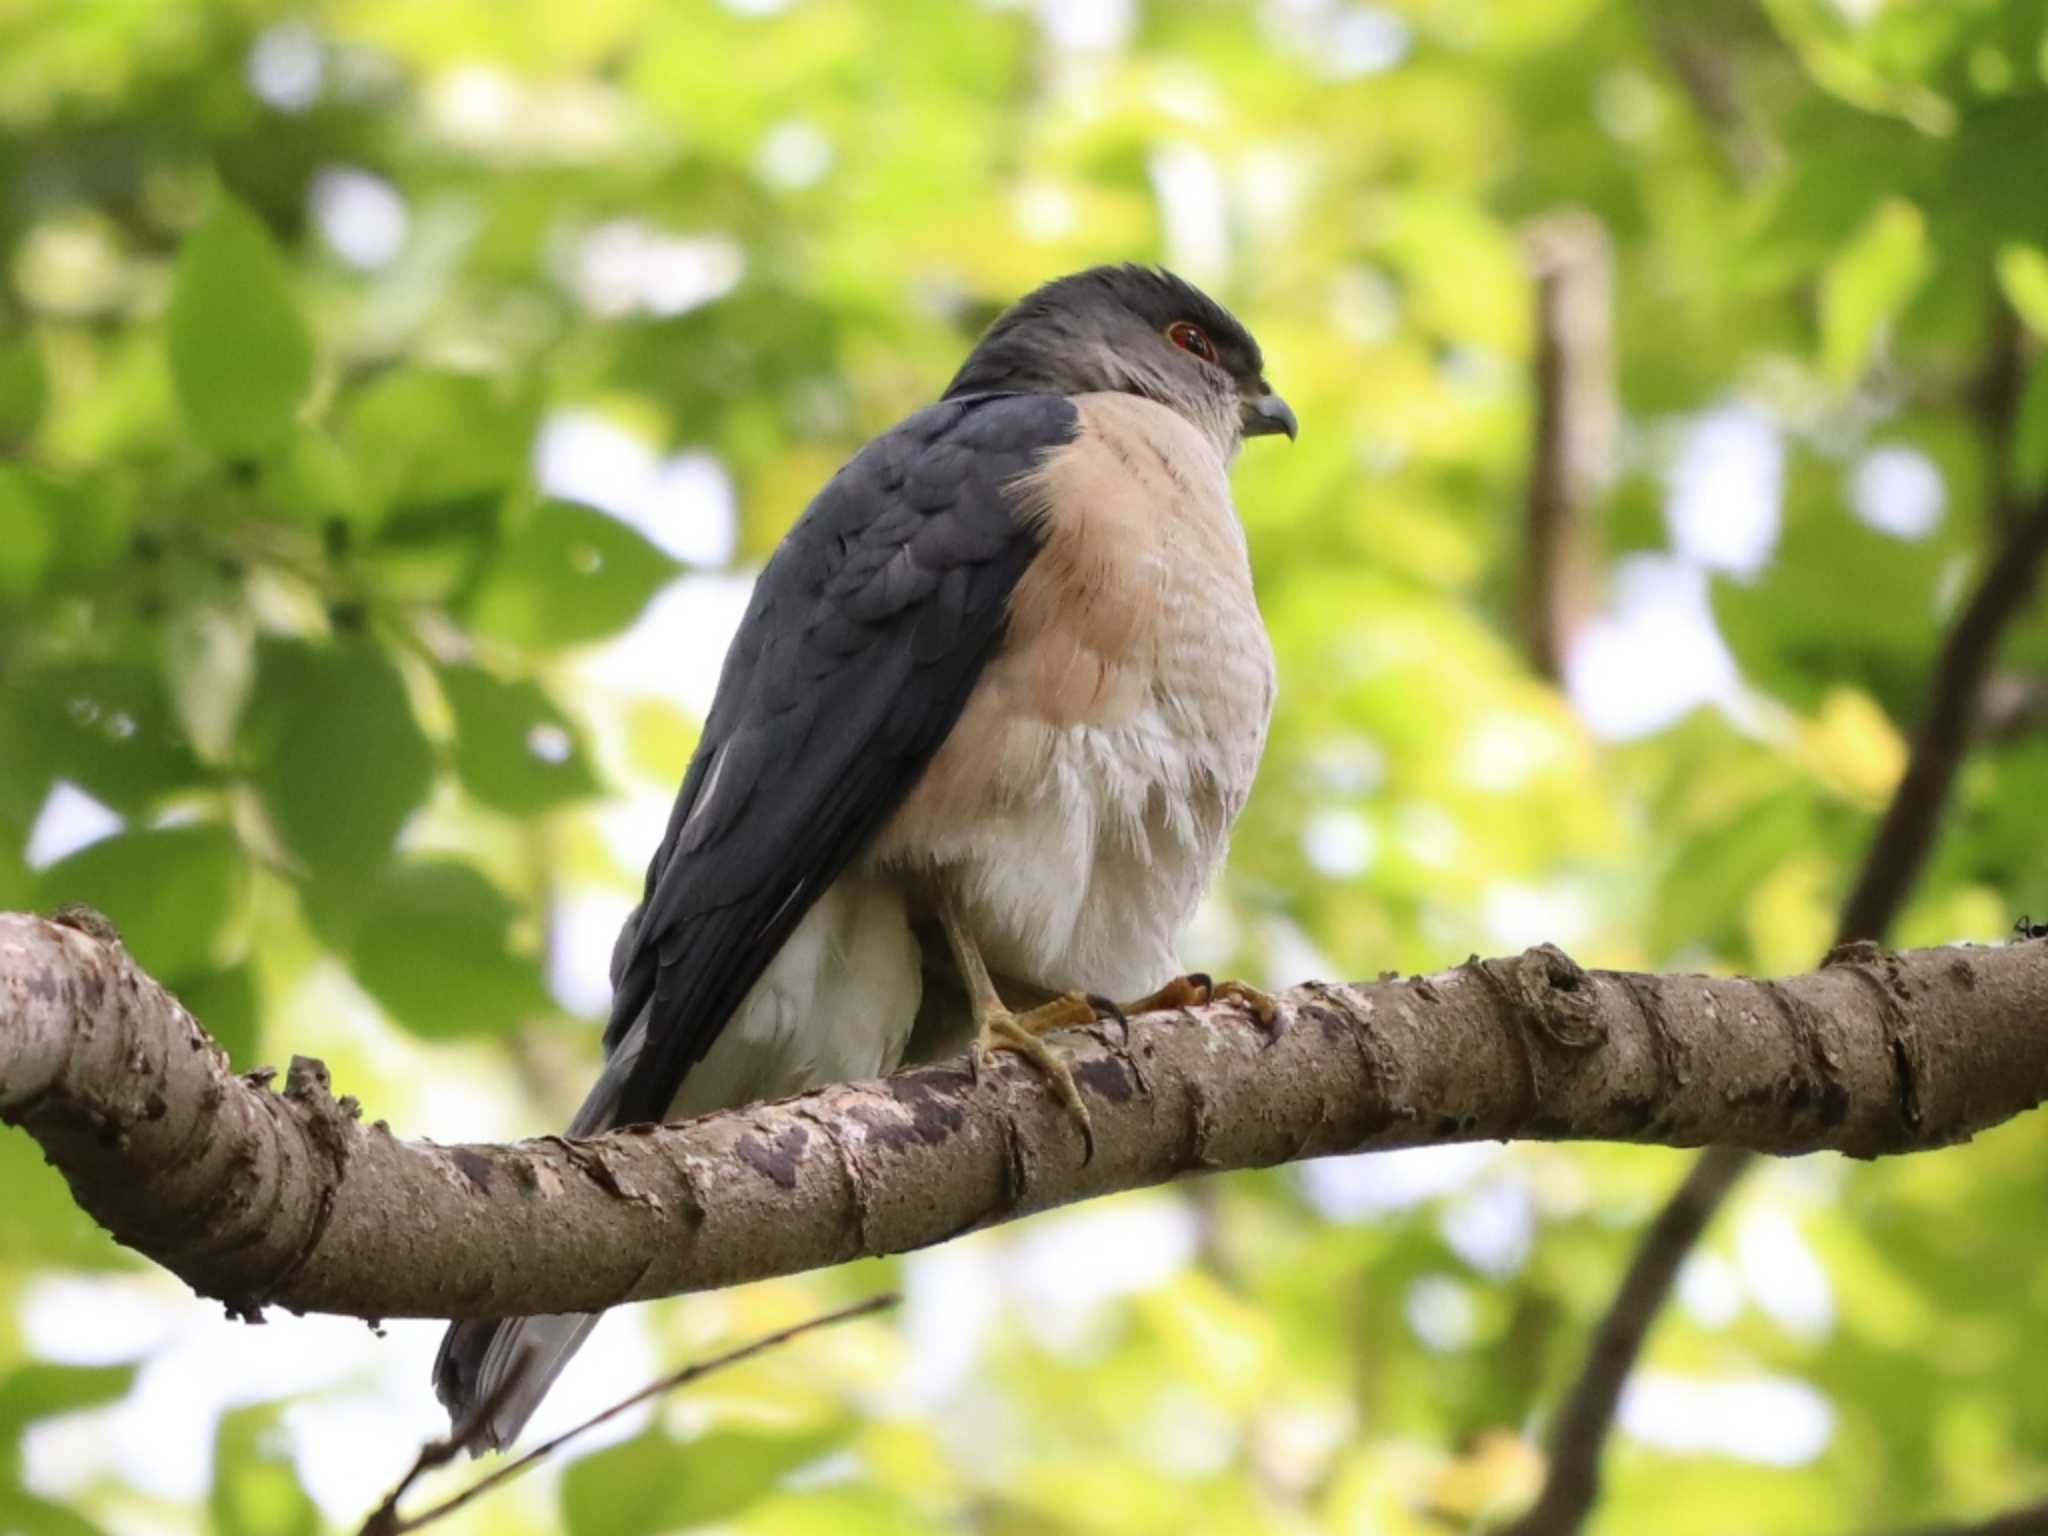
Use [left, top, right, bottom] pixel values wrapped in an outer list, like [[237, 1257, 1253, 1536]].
[[943, 265, 1296, 459]]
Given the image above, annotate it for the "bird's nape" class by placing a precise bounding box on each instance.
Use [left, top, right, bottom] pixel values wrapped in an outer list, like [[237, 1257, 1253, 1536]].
[[942, 265, 1291, 457]]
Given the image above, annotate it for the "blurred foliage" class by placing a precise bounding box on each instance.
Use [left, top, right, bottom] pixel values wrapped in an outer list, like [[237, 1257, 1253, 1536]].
[[3, 0, 2048, 1533]]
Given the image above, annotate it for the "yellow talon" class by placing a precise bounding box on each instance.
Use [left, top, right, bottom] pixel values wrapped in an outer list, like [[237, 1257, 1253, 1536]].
[[1119, 972, 1281, 1031]]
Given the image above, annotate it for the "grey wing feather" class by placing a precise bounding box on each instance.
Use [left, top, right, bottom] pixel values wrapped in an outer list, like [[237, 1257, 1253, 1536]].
[[602, 392, 1075, 1128]]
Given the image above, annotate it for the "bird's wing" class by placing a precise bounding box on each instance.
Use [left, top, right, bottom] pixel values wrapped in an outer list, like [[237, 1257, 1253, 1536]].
[[599, 392, 1076, 1129]]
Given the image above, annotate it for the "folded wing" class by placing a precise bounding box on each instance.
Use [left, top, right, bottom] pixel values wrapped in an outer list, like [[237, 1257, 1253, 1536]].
[[604, 391, 1075, 1127]]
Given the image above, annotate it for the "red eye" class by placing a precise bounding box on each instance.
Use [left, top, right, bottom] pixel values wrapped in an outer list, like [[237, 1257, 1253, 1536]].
[[1167, 321, 1217, 362]]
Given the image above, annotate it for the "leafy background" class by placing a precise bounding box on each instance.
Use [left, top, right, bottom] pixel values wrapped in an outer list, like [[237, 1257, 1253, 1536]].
[[3, 0, 2048, 1532]]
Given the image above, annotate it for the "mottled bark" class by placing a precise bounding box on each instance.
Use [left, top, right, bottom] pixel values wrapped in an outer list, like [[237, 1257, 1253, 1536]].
[[4, 911, 2046, 1323]]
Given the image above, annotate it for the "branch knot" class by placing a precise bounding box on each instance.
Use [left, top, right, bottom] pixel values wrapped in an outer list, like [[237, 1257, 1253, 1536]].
[[1497, 943, 1606, 1051], [1823, 938, 1886, 969]]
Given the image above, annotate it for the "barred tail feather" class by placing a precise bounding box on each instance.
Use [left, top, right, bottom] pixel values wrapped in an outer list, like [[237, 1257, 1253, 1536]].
[[432, 1311, 604, 1455], [429, 1021, 639, 1452]]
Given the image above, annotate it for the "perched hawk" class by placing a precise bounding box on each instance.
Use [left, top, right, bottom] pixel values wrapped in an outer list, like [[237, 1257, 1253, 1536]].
[[437, 265, 1295, 1446]]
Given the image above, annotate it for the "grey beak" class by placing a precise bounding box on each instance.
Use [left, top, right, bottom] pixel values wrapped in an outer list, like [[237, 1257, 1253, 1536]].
[[1242, 393, 1298, 441]]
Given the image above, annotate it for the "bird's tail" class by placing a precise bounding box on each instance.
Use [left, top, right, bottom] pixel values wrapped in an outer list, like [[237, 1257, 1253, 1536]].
[[433, 1002, 647, 1450], [432, 1310, 603, 1455]]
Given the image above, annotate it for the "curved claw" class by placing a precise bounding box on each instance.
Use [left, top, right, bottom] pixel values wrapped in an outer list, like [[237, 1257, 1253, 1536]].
[[977, 1007, 1097, 1162], [1115, 972, 1283, 1034], [1208, 977, 1282, 1034]]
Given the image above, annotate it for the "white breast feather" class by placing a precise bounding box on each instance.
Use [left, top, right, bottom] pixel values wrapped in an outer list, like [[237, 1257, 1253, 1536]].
[[942, 400, 1274, 999]]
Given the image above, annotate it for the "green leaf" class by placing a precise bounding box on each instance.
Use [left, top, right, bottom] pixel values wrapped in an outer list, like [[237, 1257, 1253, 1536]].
[[165, 197, 314, 462], [0, 1363, 137, 1440], [1996, 243, 2048, 339], [0, 809, 28, 909], [0, 1128, 125, 1271], [242, 639, 434, 883], [209, 1405, 320, 1536], [352, 859, 551, 1038], [0, 1489, 109, 1535], [0, 331, 47, 444], [441, 664, 602, 814], [1739, 133, 1904, 289], [2012, 351, 2048, 500], [7, 658, 203, 815], [743, 1485, 941, 1536], [43, 473, 131, 581], [175, 966, 259, 1069], [0, 1363, 138, 1486], [369, 494, 505, 605], [344, 370, 533, 516], [562, 1424, 848, 1536], [1818, 198, 1931, 386], [0, 464, 58, 595], [1711, 474, 1952, 717], [33, 825, 247, 980], [562, 1432, 678, 1536], [469, 501, 680, 650], [264, 426, 375, 535]]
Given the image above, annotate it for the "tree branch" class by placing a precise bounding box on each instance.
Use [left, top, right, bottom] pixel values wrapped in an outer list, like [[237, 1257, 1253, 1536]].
[[1502, 492, 2048, 1536], [1495, 1142, 1751, 1536], [1836, 496, 2048, 942], [5, 914, 2048, 1323], [1973, 295, 2028, 538], [1522, 210, 1617, 682]]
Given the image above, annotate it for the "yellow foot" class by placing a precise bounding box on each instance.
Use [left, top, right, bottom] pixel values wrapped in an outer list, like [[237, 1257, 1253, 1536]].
[[1121, 972, 1281, 1032], [975, 991, 1118, 1159]]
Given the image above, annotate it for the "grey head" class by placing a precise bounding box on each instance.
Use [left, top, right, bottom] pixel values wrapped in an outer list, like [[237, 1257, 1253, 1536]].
[[943, 264, 1297, 459]]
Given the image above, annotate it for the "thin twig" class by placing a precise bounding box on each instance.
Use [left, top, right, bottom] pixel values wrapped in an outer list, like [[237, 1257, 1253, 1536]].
[[358, 1294, 896, 1536], [359, 1347, 537, 1536], [1502, 487, 2048, 1534]]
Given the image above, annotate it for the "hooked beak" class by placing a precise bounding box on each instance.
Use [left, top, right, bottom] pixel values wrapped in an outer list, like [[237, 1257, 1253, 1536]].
[[1241, 393, 1298, 442]]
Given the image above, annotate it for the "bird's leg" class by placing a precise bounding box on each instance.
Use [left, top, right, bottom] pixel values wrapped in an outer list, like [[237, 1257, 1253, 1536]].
[[937, 892, 1098, 1152], [1116, 972, 1282, 1033]]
